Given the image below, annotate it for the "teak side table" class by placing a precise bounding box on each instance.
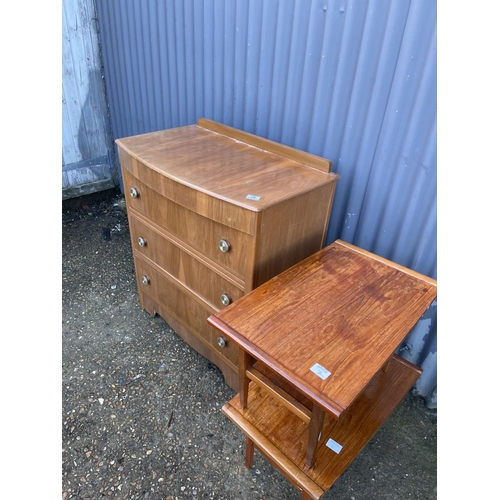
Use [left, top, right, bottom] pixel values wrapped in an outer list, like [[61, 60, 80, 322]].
[[207, 239, 437, 499]]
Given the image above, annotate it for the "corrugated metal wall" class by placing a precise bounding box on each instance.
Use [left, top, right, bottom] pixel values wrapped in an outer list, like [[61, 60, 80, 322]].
[[62, 0, 117, 199], [95, 0, 437, 407]]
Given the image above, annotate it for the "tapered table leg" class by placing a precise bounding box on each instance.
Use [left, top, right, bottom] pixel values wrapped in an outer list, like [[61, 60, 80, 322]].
[[305, 404, 325, 468], [239, 349, 252, 409], [245, 436, 255, 469]]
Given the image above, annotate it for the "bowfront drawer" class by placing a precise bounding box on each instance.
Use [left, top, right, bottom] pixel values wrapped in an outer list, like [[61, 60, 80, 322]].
[[123, 168, 251, 280], [135, 258, 239, 367], [129, 213, 244, 310]]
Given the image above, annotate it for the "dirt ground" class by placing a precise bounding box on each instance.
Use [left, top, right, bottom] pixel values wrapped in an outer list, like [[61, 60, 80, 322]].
[[62, 189, 437, 499]]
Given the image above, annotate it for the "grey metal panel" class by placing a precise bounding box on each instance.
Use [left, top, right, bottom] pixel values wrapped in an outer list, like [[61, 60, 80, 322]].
[[62, 0, 116, 198], [96, 0, 437, 406]]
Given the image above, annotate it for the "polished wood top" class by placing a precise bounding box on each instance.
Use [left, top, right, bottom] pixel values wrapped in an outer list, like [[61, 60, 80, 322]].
[[115, 120, 339, 212], [208, 240, 437, 418]]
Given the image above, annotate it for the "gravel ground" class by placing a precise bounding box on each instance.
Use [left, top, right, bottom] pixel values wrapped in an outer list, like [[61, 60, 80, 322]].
[[62, 189, 437, 500]]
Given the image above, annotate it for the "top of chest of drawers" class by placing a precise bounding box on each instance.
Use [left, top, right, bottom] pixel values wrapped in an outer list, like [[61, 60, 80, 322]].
[[116, 119, 339, 212]]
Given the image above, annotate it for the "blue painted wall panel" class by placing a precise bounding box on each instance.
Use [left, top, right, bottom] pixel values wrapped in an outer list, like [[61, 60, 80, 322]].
[[62, 0, 116, 198], [95, 0, 437, 406]]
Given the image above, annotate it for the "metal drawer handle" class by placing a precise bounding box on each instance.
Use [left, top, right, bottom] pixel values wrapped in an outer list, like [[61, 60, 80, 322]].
[[218, 239, 230, 253], [129, 187, 139, 199], [138, 237, 146, 247], [220, 293, 232, 306], [141, 275, 149, 285], [217, 337, 227, 348]]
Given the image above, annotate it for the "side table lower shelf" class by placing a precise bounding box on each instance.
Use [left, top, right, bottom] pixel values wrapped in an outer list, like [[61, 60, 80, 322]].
[[221, 355, 422, 500]]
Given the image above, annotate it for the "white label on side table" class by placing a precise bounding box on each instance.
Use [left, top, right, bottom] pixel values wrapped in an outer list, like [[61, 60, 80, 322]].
[[310, 363, 331, 380], [246, 194, 261, 200], [326, 438, 343, 454]]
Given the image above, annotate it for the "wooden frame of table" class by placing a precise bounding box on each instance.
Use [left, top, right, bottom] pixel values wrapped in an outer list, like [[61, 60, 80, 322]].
[[207, 240, 437, 499]]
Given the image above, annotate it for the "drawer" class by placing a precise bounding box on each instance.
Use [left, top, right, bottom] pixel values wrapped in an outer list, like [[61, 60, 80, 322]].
[[135, 258, 239, 366], [129, 213, 244, 310], [123, 168, 251, 280]]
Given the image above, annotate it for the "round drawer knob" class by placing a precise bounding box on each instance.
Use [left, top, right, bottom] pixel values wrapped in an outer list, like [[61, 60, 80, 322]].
[[220, 293, 232, 306], [129, 187, 139, 199], [138, 237, 146, 247], [217, 337, 227, 348], [141, 275, 149, 285], [218, 239, 230, 253]]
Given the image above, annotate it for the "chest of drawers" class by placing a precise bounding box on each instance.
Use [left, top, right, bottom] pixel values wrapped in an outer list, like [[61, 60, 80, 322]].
[[115, 119, 340, 390]]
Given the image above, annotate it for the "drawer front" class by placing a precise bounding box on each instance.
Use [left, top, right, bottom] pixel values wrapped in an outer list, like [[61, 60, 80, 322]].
[[135, 258, 239, 366], [129, 213, 244, 310], [123, 168, 251, 280]]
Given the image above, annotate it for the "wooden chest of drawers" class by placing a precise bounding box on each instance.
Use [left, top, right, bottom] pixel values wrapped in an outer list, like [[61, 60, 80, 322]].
[[115, 119, 340, 390]]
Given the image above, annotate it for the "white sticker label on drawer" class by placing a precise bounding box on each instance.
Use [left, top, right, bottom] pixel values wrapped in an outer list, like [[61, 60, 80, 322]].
[[246, 194, 261, 200], [326, 438, 343, 454], [310, 363, 331, 380]]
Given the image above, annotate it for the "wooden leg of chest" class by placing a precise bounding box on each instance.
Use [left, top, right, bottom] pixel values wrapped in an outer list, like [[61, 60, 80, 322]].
[[141, 293, 158, 317]]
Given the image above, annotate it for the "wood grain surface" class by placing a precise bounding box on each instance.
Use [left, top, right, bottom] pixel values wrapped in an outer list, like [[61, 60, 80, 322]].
[[117, 120, 339, 392], [209, 240, 437, 417], [116, 124, 339, 212], [222, 355, 422, 498]]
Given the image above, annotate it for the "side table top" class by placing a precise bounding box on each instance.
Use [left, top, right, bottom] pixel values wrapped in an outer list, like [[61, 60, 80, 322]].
[[208, 240, 437, 418]]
